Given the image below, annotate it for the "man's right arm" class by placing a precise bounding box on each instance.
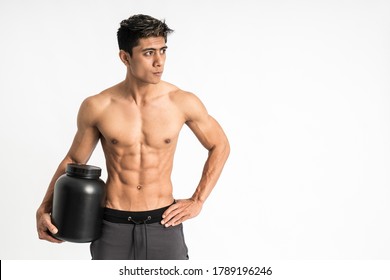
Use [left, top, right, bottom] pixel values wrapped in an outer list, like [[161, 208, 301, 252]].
[[36, 96, 101, 243]]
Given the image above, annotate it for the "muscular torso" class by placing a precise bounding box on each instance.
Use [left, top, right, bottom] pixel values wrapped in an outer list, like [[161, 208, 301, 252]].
[[93, 82, 186, 211]]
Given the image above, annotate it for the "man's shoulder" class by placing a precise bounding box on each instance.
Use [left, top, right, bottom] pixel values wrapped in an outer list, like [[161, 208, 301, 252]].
[[162, 82, 198, 103], [82, 84, 119, 107], [162, 83, 206, 120], [79, 85, 118, 116]]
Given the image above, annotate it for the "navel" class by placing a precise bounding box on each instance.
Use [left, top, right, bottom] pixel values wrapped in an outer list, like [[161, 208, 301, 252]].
[[137, 184, 142, 190]]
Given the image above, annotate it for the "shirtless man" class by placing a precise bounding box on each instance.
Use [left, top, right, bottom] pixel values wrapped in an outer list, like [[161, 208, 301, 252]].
[[36, 14, 230, 260]]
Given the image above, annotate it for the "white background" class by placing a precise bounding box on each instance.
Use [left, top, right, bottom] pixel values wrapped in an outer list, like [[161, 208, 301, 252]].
[[0, 0, 389, 260]]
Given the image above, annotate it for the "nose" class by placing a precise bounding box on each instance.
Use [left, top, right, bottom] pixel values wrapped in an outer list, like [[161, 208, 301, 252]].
[[153, 53, 164, 68]]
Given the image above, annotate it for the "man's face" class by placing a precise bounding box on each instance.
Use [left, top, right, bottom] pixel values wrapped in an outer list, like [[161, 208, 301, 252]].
[[126, 36, 168, 84]]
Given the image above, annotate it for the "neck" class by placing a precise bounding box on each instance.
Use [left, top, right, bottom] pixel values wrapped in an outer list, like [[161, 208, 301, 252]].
[[121, 73, 161, 105]]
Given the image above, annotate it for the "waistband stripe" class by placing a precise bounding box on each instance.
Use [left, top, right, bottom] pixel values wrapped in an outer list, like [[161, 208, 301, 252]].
[[103, 203, 173, 224]]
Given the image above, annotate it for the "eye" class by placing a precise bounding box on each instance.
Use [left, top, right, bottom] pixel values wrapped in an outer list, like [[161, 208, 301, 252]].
[[160, 48, 167, 55], [144, 51, 154, 56]]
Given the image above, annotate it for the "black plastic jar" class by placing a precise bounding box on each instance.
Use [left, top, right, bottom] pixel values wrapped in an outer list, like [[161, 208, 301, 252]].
[[51, 163, 106, 243]]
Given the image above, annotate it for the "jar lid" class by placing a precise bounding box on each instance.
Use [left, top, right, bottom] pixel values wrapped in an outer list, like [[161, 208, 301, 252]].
[[66, 163, 102, 179]]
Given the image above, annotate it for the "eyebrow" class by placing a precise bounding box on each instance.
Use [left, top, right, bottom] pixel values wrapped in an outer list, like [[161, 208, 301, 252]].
[[141, 46, 168, 52]]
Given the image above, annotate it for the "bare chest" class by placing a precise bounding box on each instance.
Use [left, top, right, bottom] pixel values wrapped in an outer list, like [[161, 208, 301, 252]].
[[97, 101, 185, 149]]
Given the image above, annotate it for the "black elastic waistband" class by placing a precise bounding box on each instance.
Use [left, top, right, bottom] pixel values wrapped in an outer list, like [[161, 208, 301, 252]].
[[104, 202, 174, 224]]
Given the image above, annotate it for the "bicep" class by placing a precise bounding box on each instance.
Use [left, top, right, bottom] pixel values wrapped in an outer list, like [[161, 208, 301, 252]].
[[66, 127, 100, 164], [66, 98, 100, 163], [187, 115, 228, 151], [183, 94, 228, 150]]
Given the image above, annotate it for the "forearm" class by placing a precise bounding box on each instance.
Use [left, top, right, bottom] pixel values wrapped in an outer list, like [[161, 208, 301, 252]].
[[191, 140, 230, 204], [37, 156, 76, 214], [36, 156, 76, 243]]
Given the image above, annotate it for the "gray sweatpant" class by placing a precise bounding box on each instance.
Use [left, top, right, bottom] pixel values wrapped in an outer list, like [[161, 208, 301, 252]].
[[90, 205, 189, 260]]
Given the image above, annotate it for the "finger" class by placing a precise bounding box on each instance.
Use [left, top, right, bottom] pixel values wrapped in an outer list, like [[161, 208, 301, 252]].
[[38, 229, 63, 243], [46, 235, 63, 243], [47, 223, 59, 235], [161, 204, 182, 225], [41, 215, 59, 235], [162, 203, 180, 219], [161, 204, 188, 225], [164, 210, 189, 227], [170, 214, 190, 226], [169, 213, 192, 227], [38, 216, 59, 238]]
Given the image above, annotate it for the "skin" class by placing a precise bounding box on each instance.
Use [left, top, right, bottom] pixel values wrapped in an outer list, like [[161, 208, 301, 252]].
[[36, 36, 230, 243]]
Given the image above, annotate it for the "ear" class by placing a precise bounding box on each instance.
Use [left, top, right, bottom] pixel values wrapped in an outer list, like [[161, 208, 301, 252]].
[[119, 50, 130, 66]]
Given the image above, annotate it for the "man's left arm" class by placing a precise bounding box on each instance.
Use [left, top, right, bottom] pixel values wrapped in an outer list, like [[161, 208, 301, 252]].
[[162, 92, 230, 227]]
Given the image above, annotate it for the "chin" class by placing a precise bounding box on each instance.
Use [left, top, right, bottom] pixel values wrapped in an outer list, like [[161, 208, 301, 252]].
[[148, 77, 162, 84]]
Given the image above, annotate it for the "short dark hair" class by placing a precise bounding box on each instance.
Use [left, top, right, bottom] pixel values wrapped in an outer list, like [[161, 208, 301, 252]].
[[117, 14, 174, 56]]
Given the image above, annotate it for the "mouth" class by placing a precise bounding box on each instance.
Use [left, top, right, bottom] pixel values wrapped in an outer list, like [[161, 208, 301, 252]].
[[153, 71, 163, 76]]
